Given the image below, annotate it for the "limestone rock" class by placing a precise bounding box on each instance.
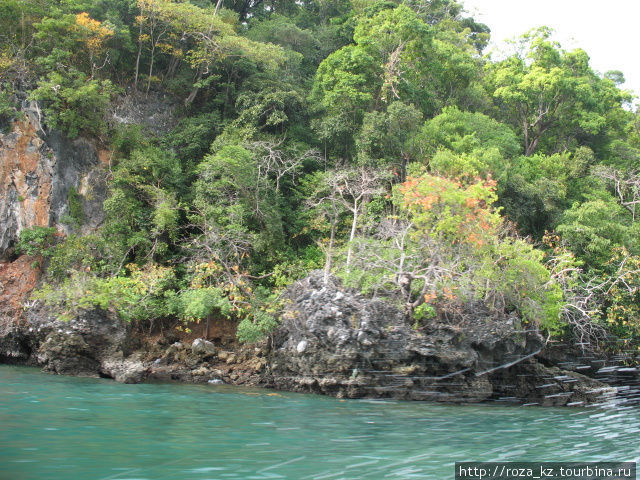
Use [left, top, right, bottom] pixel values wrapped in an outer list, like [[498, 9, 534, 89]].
[[37, 331, 99, 376], [191, 338, 217, 357], [101, 359, 147, 384], [0, 113, 108, 259], [264, 272, 613, 405]]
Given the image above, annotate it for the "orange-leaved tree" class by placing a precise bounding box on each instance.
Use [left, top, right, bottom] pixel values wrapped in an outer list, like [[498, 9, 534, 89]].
[[339, 171, 564, 332]]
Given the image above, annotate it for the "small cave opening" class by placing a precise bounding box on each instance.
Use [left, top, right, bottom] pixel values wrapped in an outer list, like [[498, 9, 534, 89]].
[[98, 371, 115, 380]]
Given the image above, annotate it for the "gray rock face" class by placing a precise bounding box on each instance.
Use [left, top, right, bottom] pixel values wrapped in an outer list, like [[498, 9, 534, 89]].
[[110, 91, 179, 136], [28, 307, 135, 380], [192, 338, 217, 357], [265, 272, 614, 405], [0, 109, 107, 259], [37, 331, 100, 376], [100, 358, 147, 384], [0, 326, 34, 364], [44, 129, 108, 233]]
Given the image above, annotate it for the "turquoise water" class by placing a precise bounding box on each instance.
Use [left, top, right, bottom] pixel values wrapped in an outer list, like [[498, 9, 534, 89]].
[[0, 365, 639, 480]]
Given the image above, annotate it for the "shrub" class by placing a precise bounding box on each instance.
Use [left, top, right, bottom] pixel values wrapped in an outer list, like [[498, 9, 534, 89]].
[[29, 70, 116, 138], [15, 226, 57, 257]]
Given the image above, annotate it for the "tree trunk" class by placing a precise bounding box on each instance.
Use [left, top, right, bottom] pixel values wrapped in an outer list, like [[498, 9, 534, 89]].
[[146, 42, 155, 94], [134, 20, 144, 90], [324, 216, 337, 284], [525, 135, 540, 156], [346, 201, 358, 268], [184, 67, 203, 107]]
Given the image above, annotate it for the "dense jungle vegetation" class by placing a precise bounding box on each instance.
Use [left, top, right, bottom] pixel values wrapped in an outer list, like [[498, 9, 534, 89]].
[[2, 0, 639, 351]]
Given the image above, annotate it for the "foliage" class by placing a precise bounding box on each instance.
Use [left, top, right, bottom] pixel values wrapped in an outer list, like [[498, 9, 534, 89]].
[[103, 144, 183, 264], [236, 309, 278, 343], [15, 226, 57, 257], [486, 27, 631, 157], [602, 250, 640, 346], [62, 186, 85, 227], [557, 197, 638, 270], [339, 172, 564, 333], [6, 0, 638, 349], [29, 70, 116, 138], [192, 144, 284, 267], [174, 287, 232, 323], [419, 106, 520, 158], [32, 263, 177, 323], [47, 234, 110, 279]]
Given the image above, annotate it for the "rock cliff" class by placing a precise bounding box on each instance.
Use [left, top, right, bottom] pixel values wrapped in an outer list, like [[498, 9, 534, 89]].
[[263, 272, 615, 406], [0, 109, 107, 259]]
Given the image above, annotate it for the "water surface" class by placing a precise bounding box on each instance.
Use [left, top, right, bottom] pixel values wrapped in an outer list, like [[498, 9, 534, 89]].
[[0, 365, 638, 479]]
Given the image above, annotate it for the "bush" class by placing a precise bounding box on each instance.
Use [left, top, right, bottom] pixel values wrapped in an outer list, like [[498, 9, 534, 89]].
[[29, 70, 116, 138], [32, 263, 177, 323], [61, 186, 84, 227], [15, 226, 57, 257], [47, 234, 109, 279], [236, 310, 278, 343], [174, 287, 232, 324]]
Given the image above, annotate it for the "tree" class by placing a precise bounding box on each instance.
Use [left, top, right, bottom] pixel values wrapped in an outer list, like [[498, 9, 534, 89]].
[[333, 166, 388, 268], [134, 0, 171, 91], [191, 145, 284, 271], [29, 70, 116, 138], [556, 196, 637, 270], [356, 101, 422, 178], [102, 145, 184, 269], [133, 0, 285, 101], [419, 105, 521, 158], [311, 3, 484, 158], [593, 166, 640, 222], [247, 139, 321, 192], [487, 27, 629, 156], [340, 172, 563, 330], [74, 12, 114, 78], [310, 5, 433, 157]]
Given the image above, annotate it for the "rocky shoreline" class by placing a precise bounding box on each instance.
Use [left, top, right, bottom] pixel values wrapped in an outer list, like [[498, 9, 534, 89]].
[[1, 267, 632, 407]]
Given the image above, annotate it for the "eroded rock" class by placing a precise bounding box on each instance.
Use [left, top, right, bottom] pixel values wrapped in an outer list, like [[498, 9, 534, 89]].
[[192, 338, 217, 357], [0, 112, 108, 259], [101, 358, 148, 384], [264, 272, 614, 405]]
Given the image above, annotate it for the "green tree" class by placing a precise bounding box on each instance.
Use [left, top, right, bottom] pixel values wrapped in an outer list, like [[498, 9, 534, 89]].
[[29, 70, 116, 138], [191, 145, 284, 270], [486, 27, 630, 156], [557, 196, 638, 270]]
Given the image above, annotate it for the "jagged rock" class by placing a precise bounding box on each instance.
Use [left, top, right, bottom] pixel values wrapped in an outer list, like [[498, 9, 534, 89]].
[[0, 326, 31, 363], [217, 351, 231, 362], [191, 366, 210, 376], [101, 359, 147, 384], [264, 272, 613, 405], [37, 331, 99, 376], [490, 360, 617, 406], [110, 91, 179, 136], [29, 307, 130, 378], [191, 338, 217, 357]]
